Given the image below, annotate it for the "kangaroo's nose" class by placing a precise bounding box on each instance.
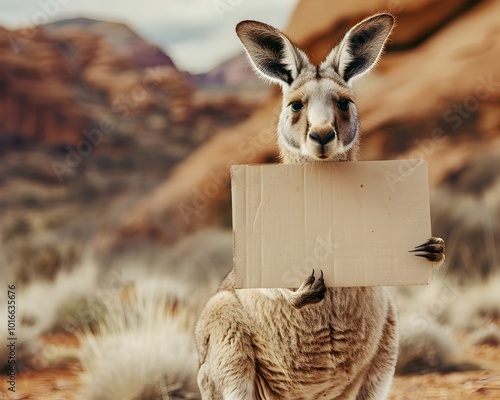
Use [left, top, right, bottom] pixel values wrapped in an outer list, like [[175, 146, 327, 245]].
[[309, 130, 336, 145]]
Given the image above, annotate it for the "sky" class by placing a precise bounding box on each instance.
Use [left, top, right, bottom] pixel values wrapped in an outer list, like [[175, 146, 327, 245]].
[[0, 0, 298, 73]]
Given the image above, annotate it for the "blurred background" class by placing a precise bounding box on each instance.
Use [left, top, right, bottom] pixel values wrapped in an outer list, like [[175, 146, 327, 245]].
[[1, 0, 500, 399]]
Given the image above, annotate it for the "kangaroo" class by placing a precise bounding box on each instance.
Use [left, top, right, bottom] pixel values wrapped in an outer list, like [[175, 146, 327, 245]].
[[195, 14, 445, 400]]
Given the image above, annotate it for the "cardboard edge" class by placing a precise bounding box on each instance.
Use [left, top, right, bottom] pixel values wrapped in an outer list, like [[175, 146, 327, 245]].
[[408, 159, 434, 286], [230, 165, 242, 287]]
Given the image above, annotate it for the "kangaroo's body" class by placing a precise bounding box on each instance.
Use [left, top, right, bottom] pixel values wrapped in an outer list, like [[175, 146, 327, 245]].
[[195, 14, 445, 400]]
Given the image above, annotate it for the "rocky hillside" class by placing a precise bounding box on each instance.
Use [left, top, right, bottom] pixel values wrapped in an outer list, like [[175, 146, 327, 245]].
[[117, 0, 500, 246], [45, 18, 177, 70], [0, 19, 256, 248], [0, 26, 86, 146], [190, 53, 267, 92], [0, 18, 200, 147]]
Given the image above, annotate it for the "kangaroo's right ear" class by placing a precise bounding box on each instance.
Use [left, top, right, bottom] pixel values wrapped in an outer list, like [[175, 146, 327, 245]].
[[236, 20, 309, 87], [322, 13, 395, 84]]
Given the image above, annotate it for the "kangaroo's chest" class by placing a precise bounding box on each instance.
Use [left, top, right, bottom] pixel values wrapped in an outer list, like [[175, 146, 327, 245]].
[[237, 288, 384, 399]]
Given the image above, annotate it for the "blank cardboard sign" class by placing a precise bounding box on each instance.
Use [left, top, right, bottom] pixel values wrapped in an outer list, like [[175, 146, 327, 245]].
[[231, 161, 433, 288]]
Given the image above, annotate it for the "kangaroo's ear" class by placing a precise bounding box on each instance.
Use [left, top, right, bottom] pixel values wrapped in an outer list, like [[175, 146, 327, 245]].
[[322, 14, 394, 84], [236, 20, 309, 87]]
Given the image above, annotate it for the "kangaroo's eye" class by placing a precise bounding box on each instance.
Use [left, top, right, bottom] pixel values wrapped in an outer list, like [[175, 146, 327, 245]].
[[290, 101, 304, 112], [337, 99, 350, 111]]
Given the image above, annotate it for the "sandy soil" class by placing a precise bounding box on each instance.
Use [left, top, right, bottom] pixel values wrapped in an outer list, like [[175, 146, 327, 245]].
[[0, 334, 81, 400], [1, 333, 499, 399], [391, 336, 500, 399]]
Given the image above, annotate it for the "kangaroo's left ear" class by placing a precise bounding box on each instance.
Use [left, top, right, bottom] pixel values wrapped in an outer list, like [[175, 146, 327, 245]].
[[322, 13, 394, 84], [236, 20, 309, 87]]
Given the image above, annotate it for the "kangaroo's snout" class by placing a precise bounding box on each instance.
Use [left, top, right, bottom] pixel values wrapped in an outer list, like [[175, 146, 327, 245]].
[[308, 130, 336, 146]]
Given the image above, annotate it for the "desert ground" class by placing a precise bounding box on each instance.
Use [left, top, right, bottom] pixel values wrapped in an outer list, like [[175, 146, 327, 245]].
[[1, 331, 499, 399]]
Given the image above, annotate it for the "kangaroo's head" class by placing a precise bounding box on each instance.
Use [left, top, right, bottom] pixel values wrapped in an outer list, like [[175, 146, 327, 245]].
[[236, 14, 394, 163]]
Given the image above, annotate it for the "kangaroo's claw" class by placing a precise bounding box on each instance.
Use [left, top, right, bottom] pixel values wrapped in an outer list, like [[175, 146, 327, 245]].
[[410, 237, 445, 264], [290, 270, 327, 309]]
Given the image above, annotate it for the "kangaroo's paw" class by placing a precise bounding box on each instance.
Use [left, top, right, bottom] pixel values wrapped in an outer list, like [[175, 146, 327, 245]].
[[290, 270, 327, 309], [410, 237, 445, 264]]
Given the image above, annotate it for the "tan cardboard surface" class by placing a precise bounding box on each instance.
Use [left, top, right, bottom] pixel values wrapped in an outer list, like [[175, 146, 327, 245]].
[[231, 161, 433, 288]]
